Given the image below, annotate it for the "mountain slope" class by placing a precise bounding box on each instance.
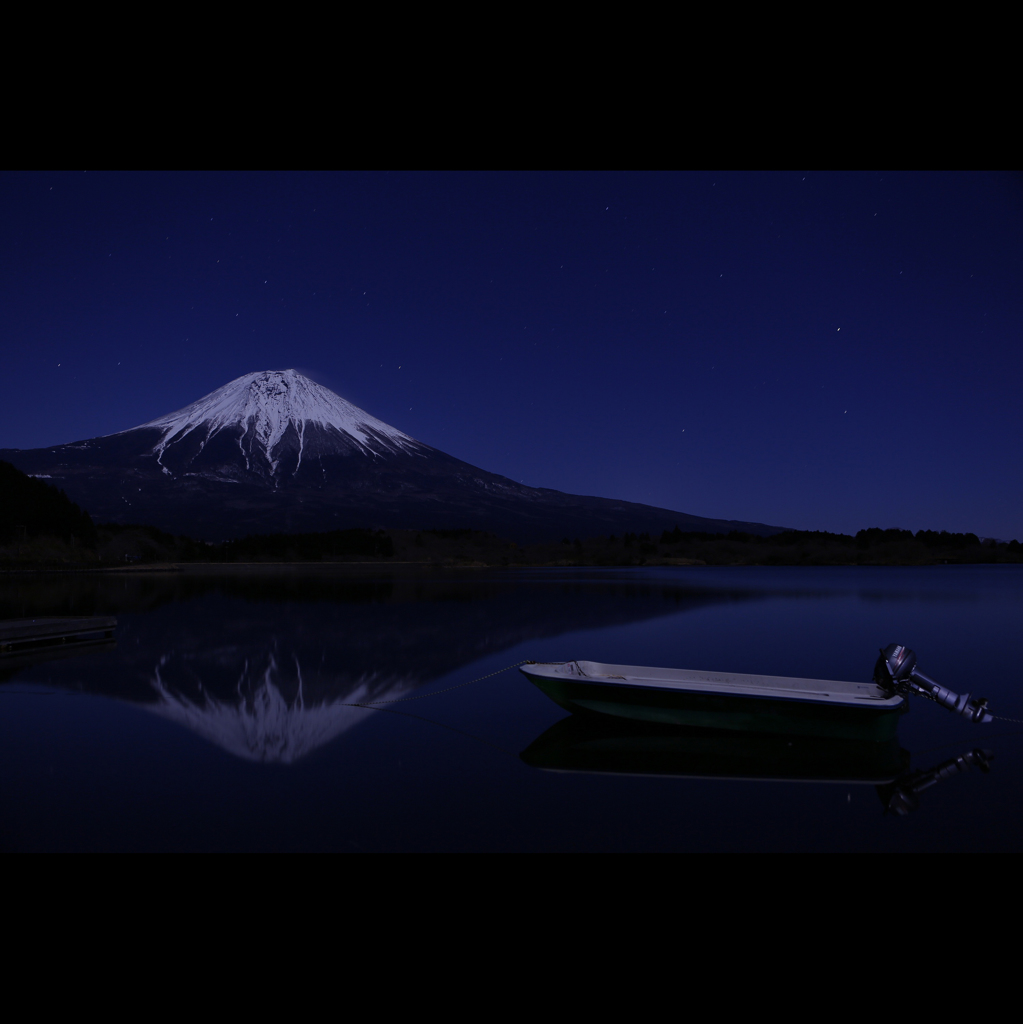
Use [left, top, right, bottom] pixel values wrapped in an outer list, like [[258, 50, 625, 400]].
[[0, 370, 784, 542], [0, 460, 96, 544]]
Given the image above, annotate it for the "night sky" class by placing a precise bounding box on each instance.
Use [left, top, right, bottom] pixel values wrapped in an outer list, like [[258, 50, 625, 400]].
[[2, 171, 1020, 537]]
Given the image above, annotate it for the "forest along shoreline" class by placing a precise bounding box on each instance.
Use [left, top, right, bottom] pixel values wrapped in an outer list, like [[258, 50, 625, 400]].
[[3, 523, 1021, 571], [3, 457, 1021, 570]]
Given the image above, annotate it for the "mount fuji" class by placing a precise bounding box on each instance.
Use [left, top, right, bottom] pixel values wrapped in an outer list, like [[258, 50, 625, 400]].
[[1, 370, 781, 541]]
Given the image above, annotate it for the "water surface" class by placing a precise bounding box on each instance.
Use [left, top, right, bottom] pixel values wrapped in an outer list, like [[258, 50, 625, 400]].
[[2, 565, 1021, 850]]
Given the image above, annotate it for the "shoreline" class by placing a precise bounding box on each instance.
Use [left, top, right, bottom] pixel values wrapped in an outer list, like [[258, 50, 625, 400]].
[[3, 558, 1020, 576]]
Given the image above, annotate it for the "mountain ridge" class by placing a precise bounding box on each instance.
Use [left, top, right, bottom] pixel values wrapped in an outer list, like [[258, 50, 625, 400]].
[[0, 370, 786, 542]]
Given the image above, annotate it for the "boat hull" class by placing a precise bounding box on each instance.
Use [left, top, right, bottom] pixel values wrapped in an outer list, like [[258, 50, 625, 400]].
[[522, 670, 906, 741]]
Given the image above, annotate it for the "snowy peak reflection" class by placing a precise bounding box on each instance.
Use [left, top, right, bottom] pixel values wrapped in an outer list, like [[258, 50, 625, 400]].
[[4, 571, 763, 764], [145, 647, 415, 764]]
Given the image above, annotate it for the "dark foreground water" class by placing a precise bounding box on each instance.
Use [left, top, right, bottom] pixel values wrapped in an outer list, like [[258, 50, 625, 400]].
[[2, 564, 1022, 851]]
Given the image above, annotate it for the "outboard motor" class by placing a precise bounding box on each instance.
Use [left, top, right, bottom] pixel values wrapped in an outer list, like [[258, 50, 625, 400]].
[[873, 644, 993, 723]]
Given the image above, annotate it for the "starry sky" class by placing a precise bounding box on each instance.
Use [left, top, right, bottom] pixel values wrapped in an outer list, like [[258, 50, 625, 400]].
[[2, 171, 1021, 537]]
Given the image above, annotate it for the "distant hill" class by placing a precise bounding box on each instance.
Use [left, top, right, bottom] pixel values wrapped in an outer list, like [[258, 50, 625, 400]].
[[0, 460, 96, 544], [0, 370, 786, 543]]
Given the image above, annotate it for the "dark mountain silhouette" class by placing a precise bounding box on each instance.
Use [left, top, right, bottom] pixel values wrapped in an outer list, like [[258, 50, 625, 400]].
[[0, 460, 96, 544], [0, 370, 784, 542]]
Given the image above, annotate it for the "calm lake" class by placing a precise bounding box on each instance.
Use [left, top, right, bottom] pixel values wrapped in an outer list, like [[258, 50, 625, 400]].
[[3, 564, 1022, 851]]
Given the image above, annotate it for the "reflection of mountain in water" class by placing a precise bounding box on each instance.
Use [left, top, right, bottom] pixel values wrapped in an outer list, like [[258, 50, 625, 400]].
[[147, 650, 416, 763], [2, 570, 763, 763]]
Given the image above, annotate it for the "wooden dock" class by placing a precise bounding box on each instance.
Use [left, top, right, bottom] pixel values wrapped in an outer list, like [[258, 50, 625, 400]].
[[0, 616, 117, 655]]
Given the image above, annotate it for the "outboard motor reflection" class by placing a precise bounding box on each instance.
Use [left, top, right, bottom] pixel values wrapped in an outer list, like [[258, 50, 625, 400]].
[[877, 748, 993, 816]]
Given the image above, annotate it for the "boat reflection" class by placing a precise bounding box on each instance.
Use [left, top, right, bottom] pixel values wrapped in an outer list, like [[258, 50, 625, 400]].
[[521, 714, 910, 783], [522, 715, 995, 814]]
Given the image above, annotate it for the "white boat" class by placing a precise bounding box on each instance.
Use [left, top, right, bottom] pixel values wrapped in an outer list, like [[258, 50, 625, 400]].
[[520, 660, 907, 740]]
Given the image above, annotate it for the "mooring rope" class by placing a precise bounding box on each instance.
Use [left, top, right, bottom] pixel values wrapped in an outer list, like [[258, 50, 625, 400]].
[[13, 657, 1020, 728], [361, 703, 518, 755], [0, 660, 560, 702], [352, 659, 554, 705], [908, 689, 1023, 725]]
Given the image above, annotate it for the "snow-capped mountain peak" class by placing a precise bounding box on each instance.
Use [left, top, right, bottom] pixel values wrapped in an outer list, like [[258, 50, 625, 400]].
[[128, 369, 418, 473], [2, 370, 785, 542]]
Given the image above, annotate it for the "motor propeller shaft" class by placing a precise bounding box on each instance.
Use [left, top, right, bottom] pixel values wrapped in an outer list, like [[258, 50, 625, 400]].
[[874, 644, 993, 723]]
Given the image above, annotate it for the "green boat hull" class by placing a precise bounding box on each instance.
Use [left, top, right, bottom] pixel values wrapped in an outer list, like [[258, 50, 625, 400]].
[[522, 670, 907, 742]]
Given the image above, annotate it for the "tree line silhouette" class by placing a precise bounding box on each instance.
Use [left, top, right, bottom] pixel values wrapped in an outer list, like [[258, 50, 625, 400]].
[[2, 460, 1020, 566]]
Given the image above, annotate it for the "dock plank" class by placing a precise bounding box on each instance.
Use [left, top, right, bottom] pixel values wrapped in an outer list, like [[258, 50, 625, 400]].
[[0, 616, 117, 652]]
